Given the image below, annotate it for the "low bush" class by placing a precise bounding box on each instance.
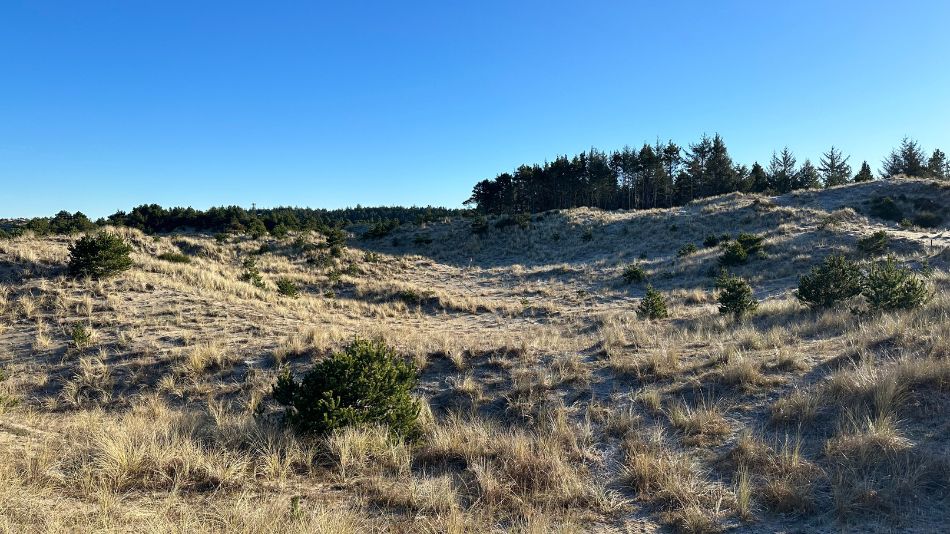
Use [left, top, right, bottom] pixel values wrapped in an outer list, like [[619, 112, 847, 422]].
[[240, 257, 266, 289], [861, 256, 929, 311], [677, 243, 698, 257], [67, 233, 134, 279], [868, 196, 903, 222], [719, 241, 749, 266], [470, 215, 489, 235], [622, 263, 646, 284], [796, 255, 863, 309], [703, 234, 730, 248], [638, 286, 669, 319], [364, 219, 400, 239], [157, 251, 191, 264], [857, 230, 888, 255], [272, 338, 420, 437], [276, 278, 300, 298], [716, 274, 757, 318], [736, 233, 765, 255]]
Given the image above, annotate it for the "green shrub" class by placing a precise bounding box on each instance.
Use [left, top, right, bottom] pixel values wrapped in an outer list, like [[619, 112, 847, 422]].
[[270, 224, 289, 238], [736, 233, 765, 255], [396, 289, 424, 305], [364, 219, 400, 239], [861, 256, 929, 311], [857, 230, 889, 255], [703, 234, 730, 248], [276, 278, 300, 298], [719, 241, 749, 266], [272, 338, 420, 437], [638, 286, 669, 319], [413, 234, 433, 245], [716, 274, 758, 318], [240, 257, 266, 289], [70, 323, 92, 349], [324, 228, 347, 257], [581, 227, 594, 242], [677, 243, 698, 257], [622, 263, 646, 284], [157, 251, 191, 264], [67, 233, 134, 279], [869, 196, 903, 222], [795, 255, 863, 309]]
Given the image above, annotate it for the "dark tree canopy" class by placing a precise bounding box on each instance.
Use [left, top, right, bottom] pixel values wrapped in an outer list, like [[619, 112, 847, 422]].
[[465, 137, 944, 214]]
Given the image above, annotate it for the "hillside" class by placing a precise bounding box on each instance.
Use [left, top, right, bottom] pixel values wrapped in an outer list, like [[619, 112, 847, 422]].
[[0, 178, 948, 533]]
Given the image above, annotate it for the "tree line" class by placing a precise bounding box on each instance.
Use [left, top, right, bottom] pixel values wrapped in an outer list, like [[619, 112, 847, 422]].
[[2, 204, 466, 238], [465, 136, 949, 214]]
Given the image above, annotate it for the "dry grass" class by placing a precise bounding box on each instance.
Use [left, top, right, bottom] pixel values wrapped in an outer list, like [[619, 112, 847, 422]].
[[0, 179, 948, 531]]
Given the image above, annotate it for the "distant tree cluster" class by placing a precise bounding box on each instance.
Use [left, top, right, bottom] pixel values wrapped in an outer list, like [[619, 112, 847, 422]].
[[3, 204, 466, 238], [466, 136, 948, 214]]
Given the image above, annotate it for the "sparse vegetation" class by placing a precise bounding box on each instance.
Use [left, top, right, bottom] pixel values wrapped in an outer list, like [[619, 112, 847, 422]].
[[1, 176, 948, 532]]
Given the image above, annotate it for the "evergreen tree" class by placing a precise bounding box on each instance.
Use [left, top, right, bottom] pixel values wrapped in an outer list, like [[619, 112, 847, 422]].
[[768, 148, 797, 193], [881, 137, 927, 177], [747, 162, 769, 193], [927, 148, 949, 179], [706, 134, 738, 195], [793, 159, 821, 190], [854, 161, 874, 182], [818, 146, 852, 187]]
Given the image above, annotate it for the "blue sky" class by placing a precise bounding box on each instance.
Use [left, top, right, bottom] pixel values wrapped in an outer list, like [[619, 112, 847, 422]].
[[2, 1, 948, 218]]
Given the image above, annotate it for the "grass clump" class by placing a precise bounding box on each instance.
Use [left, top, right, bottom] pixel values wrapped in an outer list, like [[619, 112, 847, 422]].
[[716, 274, 757, 318], [796, 255, 863, 309], [276, 278, 300, 298], [272, 338, 420, 438], [868, 196, 903, 222], [861, 256, 929, 311], [622, 263, 647, 284], [68, 233, 134, 279], [638, 286, 669, 320]]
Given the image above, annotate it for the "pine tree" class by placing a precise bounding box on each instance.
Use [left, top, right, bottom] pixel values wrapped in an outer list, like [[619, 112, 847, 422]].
[[793, 159, 821, 190], [818, 146, 852, 187], [768, 148, 797, 193], [706, 134, 738, 195], [748, 162, 769, 193], [881, 137, 927, 177], [854, 161, 874, 182], [927, 148, 948, 179]]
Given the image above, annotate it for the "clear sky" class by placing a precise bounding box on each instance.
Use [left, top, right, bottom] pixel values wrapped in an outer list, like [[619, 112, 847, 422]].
[[2, 1, 949, 218]]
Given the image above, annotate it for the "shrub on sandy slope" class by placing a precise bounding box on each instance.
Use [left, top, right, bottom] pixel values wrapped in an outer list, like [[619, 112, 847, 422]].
[[796, 255, 863, 309], [68, 233, 133, 278], [717, 274, 757, 318], [638, 286, 669, 320], [862, 256, 929, 311], [272, 339, 420, 437]]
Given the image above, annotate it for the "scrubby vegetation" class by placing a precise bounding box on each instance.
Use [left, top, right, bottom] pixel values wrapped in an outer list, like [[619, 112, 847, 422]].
[[67, 232, 134, 278], [0, 177, 947, 532], [796, 255, 863, 309], [716, 273, 758, 318], [638, 286, 669, 319], [272, 339, 420, 437]]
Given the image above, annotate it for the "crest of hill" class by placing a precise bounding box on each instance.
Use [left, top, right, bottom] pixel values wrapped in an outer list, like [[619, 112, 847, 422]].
[[365, 177, 949, 269]]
